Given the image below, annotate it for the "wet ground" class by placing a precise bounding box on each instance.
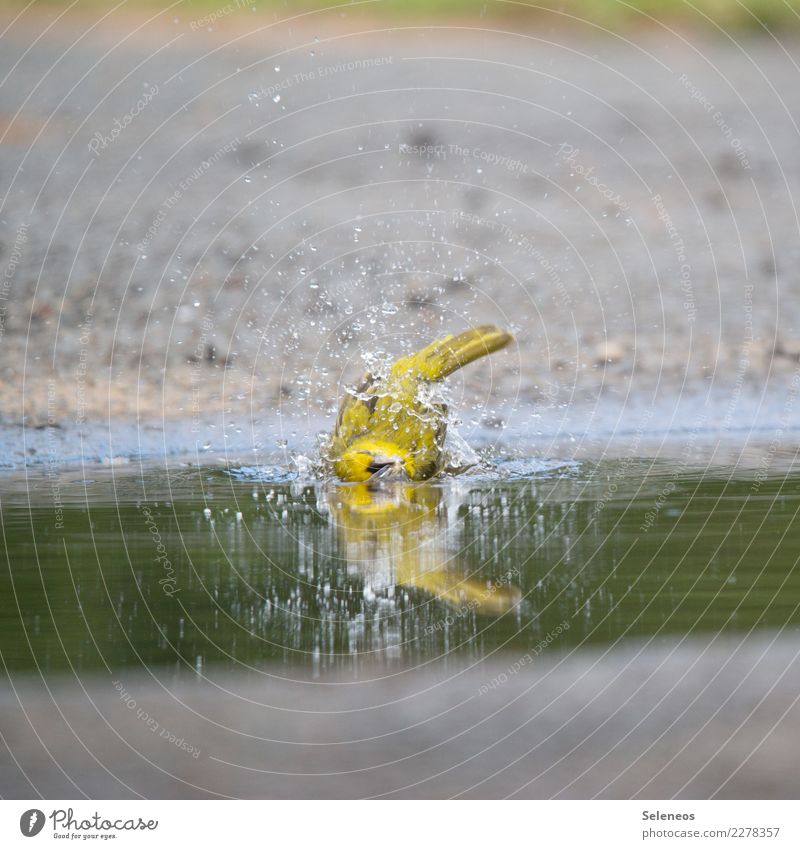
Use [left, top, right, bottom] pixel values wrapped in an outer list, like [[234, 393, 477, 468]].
[[1, 10, 800, 451]]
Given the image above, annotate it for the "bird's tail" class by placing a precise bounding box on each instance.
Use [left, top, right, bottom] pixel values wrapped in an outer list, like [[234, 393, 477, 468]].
[[408, 324, 513, 381]]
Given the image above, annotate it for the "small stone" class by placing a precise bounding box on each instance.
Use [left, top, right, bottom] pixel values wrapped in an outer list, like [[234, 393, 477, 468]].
[[594, 340, 625, 364], [775, 338, 800, 361]]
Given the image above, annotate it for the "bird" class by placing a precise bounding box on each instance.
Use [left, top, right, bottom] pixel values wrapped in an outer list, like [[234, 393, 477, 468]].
[[328, 324, 513, 482]]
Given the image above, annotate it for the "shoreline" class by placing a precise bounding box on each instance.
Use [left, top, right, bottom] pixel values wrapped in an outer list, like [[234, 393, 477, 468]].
[[2, 391, 798, 473]]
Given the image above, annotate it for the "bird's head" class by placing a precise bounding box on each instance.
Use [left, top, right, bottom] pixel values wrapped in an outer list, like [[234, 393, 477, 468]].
[[334, 440, 411, 482]]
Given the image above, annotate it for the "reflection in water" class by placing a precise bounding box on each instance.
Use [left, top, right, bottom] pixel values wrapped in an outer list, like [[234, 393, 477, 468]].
[[323, 482, 520, 614], [1, 461, 800, 676]]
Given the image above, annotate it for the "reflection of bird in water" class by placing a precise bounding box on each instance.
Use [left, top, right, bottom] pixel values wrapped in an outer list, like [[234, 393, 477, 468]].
[[324, 482, 520, 615], [328, 325, 513, 481]]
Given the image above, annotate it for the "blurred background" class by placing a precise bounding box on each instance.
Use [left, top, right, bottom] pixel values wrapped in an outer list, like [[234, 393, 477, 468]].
[[0, 0, 799, 460]]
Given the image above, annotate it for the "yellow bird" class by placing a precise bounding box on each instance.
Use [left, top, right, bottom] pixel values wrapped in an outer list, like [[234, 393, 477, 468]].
[[328, 324, 513, 482]]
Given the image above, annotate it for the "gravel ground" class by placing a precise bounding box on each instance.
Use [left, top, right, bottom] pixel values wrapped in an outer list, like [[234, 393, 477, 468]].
[[1, 9, 800, 459]]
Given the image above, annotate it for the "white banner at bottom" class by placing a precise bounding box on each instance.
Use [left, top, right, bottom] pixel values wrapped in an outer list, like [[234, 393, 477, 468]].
[[2, 800, 796, 848]]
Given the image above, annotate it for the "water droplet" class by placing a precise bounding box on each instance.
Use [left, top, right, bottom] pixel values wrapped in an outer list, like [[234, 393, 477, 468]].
[[273, 94, 281, 103]]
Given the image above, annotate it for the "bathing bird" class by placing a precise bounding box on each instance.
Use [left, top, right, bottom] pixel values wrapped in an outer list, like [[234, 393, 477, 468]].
[[328, 324, 513, 482]]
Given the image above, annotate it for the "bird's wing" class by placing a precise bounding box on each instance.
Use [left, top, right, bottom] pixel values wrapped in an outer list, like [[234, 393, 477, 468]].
[[331, 372, 380, 451]]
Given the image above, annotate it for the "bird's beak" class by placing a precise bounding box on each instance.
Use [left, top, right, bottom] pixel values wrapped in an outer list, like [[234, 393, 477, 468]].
[[366, 454, 405, 479]]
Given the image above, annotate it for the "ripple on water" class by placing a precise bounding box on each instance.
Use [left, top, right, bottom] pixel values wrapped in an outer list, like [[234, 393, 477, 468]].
[[223, 456, 581, 484], [490, 457, 581, 480], [224, 465, 300, 483]]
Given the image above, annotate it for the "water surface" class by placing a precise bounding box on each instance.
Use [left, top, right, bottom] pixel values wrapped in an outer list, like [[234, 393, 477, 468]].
[[2, 456, 798, 679]]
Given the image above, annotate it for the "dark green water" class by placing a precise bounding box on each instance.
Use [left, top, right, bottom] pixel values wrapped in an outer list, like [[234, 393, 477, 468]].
[[2, 458, 799, 676]]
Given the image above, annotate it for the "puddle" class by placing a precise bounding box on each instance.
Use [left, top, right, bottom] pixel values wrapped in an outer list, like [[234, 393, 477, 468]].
[[2, 458, 798, 677]]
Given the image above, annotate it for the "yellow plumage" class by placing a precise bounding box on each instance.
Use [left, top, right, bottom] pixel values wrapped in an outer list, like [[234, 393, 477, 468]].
[[328, 324, 513, 482]]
